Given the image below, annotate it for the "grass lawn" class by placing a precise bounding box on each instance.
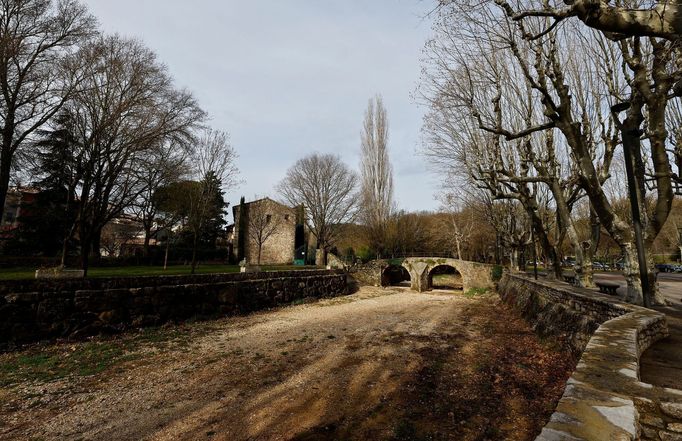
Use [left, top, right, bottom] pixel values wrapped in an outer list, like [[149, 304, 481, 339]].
[[0, 323, 215, 387], [0, 264, 321, 281]]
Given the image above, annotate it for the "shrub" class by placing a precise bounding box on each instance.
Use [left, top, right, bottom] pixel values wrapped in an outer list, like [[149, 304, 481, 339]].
[[491, 264, 504, 281]]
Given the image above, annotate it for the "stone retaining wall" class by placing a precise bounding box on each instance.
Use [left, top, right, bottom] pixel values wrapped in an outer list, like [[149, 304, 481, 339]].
[[499, 273, 682, 441], [0, 270, 347, 349], [0, 269, 339, 295]]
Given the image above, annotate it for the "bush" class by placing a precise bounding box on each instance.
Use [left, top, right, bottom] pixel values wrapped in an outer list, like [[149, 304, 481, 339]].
[[355, 246, 376, 263], [491, 264, 504, 281]]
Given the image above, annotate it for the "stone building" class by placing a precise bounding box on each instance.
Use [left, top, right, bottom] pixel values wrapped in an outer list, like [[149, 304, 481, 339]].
[[232, 198, 305, 265]]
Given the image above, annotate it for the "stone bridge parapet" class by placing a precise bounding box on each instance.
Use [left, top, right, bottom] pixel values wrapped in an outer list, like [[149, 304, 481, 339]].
[[351, 257, 494, 292]]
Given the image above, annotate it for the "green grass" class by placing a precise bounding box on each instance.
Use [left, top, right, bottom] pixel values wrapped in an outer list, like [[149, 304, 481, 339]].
[[0, 340, 129, 386], [0, 264, 320, 281], [431, 274, 461, 283], [464, 287, 490, 298], [0, 325, 205, 387]]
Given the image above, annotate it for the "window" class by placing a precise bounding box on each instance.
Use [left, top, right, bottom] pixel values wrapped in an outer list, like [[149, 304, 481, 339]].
[[266, 214, 272, 223]]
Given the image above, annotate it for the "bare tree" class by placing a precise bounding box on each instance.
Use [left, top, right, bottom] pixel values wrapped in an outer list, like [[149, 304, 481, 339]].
[[246, 200, 282, 265], [384, 210, 430, 257], [439, 193, 475, 260], [360, 94, 394, 254], [666, 98, 682, 194], [0, 0, 95, 223], [422, 2, 678, 304], [99, 217, 140, 257], [277, 153, 358, 262], [63, 35, 205, 275], [130, 141, 190, 258], [490, 0, 682, 40], [186, 128, 239, 273]]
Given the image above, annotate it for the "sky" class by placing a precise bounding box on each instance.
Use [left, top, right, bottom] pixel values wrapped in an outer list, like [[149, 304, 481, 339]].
[[83, 0, 440, 212]]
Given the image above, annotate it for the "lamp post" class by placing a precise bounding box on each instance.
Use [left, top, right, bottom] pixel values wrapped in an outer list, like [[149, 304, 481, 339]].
[[610, 101, 651, 306]]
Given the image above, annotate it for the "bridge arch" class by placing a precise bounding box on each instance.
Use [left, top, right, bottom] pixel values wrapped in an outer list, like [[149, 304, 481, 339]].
[[427, 264, 463, 291], [381, 264, 411, 287]]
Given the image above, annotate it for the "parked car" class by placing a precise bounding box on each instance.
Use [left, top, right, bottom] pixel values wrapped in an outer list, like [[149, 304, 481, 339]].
[[665, 264, 682, 273], [656, 263, 677, 273], [592, 262, 605, 271]]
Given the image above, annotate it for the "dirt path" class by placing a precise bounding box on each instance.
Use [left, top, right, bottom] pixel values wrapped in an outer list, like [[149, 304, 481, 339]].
[[0, 287, 573, 441]]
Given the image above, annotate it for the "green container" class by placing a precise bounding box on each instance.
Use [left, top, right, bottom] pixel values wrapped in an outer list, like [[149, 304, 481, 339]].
[[294, 259, 305, 266]]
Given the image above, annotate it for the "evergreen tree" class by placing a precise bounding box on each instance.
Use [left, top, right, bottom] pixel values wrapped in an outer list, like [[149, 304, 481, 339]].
[[5, 113, 79, 258], [197, 171, 228, 248]]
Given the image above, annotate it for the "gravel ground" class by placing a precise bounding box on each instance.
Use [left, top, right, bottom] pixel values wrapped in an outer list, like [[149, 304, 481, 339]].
[[0, 286, 572, 441]]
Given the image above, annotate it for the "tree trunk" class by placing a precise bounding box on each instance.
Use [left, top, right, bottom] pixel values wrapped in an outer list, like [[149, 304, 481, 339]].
[[80, 236, 91, 278], [582, 209, 601, 288], [529, 211, 561, 279], [549, 181, 592, 287], [61, 239, 70, 268], [191, 232, 198, 274], [622, 243, 644, 305], [0, 121, 15, 225], [315, 248, 326, 266], [510, 247, 520, 272], [578, 246, 595, 288], [495, 233, 501, 264], [79, 218, 92, 277], [61, 221, 78, 268], [143, 226, 152, 260], [91, 229, 102, 261], [164, 239, 170, 270], [0, 160, 9, 227]]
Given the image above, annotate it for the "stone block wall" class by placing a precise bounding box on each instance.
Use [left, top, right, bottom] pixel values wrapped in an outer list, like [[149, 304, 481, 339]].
[[0, 270, 347, 349], [232, 198, 297, 265], [497, 274, 623, 355], [0, 269, 339, 295], [499, 273, 681, 441], [350, 260, 386, 287]]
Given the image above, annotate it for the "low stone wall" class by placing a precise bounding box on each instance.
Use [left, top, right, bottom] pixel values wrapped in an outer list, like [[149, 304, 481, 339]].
[[499, 273, 682, 441], [498, 274, 625, 355], [0, 269, 338, 295], [0, 270, 347, 349], [350, 260, 386, 287]]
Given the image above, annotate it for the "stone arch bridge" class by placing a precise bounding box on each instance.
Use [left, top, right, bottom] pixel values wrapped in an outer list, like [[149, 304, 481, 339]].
[[352, 257, 495, 292]]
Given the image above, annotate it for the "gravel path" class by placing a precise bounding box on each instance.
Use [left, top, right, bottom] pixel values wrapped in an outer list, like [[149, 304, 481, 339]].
[[0, 286, 570, 441]]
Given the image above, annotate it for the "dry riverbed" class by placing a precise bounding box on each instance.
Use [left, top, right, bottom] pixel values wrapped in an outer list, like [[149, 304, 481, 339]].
[[0, 286, 575, 441]]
